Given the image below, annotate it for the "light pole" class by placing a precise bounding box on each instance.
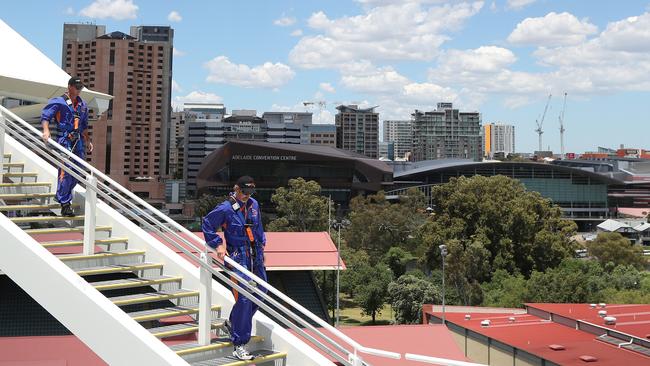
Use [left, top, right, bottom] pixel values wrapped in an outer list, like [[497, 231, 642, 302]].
[[439, 244, 448, 325], [330, 219, 348, 327]]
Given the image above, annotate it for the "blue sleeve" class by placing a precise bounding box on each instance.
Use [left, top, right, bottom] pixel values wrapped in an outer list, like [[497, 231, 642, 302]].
[[80, 104, 89, 131], [254, 202, 266, 246], [40, 100, 60, 124], [202, 204, 227, 249]]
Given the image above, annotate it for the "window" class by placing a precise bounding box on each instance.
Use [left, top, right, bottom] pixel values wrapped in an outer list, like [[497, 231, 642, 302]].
[[109, 49, 115, 65]]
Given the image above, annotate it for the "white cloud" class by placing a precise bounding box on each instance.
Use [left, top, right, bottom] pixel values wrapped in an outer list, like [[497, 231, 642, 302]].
[[490, 1, 497, 11], [340, 63, 410, 93], [436, 46, 517, 73], [173, 47, 186, 57], [168, 10, 182, 22], [319, 82, 336, 93], [171, 80, 182, 93], [79, 0, 138, 20], [508, 12, 598, 47], [274, 16, 296, 27], [599, 13, 650, 52], [172, 91, 223, 110], [402, 82, 458, 104], [204, 56, 295, 89], [289, 1, 483, 68], [506, 0, 536, 10], [290, 29, 303, 37], [65, 7, 75, 15]]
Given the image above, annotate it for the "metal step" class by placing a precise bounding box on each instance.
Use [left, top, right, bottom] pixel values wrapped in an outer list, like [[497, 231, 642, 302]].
[[41, 237, 129, 248], [57, 250, 146, 262], [0, 182, 51, 188], [174, 336, 264, 357], [75, 262, 163, 276], [10, 215, 84, 223], [2, 172, 37, 178], [90, 275, 183, 291], [25, 226, 112, 235], [128, 304, 222, 322], [148, 320, 226, 338], [109, 289, 200, 306], [2, 162, 24, 169], [189, 350, 284, 365], [0, 192, 54, 200], [0, 203, 79, 211]]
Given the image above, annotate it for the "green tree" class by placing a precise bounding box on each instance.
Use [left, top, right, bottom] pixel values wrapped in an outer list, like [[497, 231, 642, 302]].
[[195, 194, 224, 219], [417, 175, 577, 304], [526, 259, 608, 303], [340, 247, 370, 298], [388, 274, 440, 324], [267, 178, 330, 232], [482, 269, 528, 308], [345, 189, 427, 261], [587, 232, 645, 269], [382, 246, 415, 279], [353, 263, 392, 324]]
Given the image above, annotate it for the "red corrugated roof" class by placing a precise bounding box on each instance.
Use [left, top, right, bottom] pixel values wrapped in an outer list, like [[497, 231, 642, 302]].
[[32, 231, 345, 271], [0, 336, 106, 366], [291, 324, 467, 366], [424, 306, 650, 366], [526, 303, 650, 340]]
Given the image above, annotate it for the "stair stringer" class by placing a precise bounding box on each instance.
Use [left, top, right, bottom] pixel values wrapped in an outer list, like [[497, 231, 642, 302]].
[[0, 214, 188, 366]]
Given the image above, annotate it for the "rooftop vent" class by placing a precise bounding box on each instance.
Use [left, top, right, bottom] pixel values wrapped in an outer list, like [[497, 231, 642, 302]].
[[549, 344, 566, 351], [599, 303, 607, 308], [579, 355, 598, 362], [465, 314, 471, 320], [604, 316, 616, 325], [509, 317, 516, 322], [481, 319, 491, 327], [598, 310, 607, 317], [590, 303, 597, 309]]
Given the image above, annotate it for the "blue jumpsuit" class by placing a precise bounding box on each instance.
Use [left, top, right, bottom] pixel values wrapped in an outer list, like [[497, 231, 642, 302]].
[[40, 96, 89, 205], [202, 195, 267, 346]]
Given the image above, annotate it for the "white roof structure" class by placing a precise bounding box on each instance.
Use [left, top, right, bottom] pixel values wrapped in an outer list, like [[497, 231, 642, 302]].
[[597, 219, 631, 232], [633, 222, 650, 232], [0, 19, 111, 117]]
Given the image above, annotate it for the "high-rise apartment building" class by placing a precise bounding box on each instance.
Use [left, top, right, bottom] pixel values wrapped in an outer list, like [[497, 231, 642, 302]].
[[335, 105, 379, 159], [261, 111, 312, 144], [484, 123, 515, 158], [183, 103, 227, 198], [305, 124, 336, 147], [411, 103, 482, 161], [62, 23, 173, 201], [383, 120, 412, 160]]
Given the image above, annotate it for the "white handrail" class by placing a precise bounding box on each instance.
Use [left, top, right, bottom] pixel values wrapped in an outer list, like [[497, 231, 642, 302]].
[[405, 354, 487, 366]]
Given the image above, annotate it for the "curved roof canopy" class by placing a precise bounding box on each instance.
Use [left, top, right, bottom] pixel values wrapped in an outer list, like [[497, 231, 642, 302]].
[[0, 19, 112, 118]]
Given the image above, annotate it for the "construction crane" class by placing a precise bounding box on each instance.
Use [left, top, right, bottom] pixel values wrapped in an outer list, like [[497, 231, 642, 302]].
[[535, 94, 552, 152], [559, 92, 568, 158]]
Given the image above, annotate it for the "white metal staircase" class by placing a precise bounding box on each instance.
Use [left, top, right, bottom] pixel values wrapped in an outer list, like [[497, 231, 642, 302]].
[[0, 105, 484, 366]]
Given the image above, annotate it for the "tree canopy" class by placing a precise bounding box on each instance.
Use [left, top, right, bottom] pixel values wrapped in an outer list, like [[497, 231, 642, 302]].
[[388, 274, 440, 324], [267, 178, 330, 232], [587, 232, 645, 269]]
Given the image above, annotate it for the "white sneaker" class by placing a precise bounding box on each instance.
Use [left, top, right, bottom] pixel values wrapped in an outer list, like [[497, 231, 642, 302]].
[[233, 344, 254, 360]]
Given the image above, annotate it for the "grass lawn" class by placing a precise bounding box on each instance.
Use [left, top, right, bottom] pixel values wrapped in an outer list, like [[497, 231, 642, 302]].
[[335, 294, 394, 326]]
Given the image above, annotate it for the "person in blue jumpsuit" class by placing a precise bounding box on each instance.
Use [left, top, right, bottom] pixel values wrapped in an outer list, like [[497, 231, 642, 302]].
[[202, 175, 267, 361], [41, 77, 93, 216]]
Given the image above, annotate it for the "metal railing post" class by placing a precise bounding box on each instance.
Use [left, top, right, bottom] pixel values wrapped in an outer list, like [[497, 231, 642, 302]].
[[82, 174, 97, 255], [198, 250, 213, 346], [349, 349, 363, 366], [0, 110, 5, 183]]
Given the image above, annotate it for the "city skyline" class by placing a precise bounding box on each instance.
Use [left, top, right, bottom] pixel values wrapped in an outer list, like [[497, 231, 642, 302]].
[[3, 0, 650, 153]]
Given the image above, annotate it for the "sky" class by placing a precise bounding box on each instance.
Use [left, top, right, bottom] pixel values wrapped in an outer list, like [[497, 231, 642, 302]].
[[3, 0, 650, 153]]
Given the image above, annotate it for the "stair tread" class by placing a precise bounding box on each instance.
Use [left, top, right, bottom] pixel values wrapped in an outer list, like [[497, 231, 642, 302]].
[[189, 350, 284, 365], [42, 237, 129, 248], [0, 182, 51, 187], [0, 192, 54, 198], [2, 172, 38, 177], [108, 288, 199, 305], [0, 203, 79, 211], [148, 319, 226, 337], [75, 262, 163, 276], [57, 249, 145, 261], [2, 162, 24, 167], [128, 303, 221, 322], [11, 215, 84, 223], [90, 275, 182, 290], [25, 226, 112, 234]]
